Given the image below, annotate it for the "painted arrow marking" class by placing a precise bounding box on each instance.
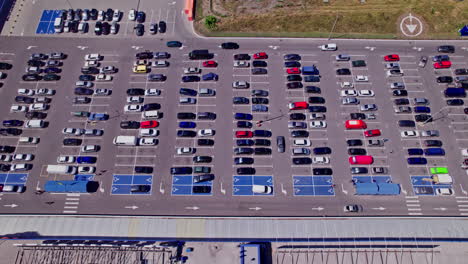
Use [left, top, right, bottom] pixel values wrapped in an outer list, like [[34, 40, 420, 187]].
[[185, 206, 199, 210], [312, 207, 324, 211], [249, 207, 262, 211], [124, 205, 138, 210], [406, 24, 417, 33], [27, 46, 37, 50], [4, 204, 18, 208]]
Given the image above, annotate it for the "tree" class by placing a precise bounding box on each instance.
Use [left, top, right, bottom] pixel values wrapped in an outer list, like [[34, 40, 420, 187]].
[[205, 16, 217, 30]]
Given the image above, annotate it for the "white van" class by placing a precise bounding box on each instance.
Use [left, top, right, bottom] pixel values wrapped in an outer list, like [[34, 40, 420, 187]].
[[252, 185, 273, 194], [19, 137, 39, 144], [54, 17, 63, 33], [78, 22, 88, 33], [113, 136, 137, 146], [24, 120, 45, 128], [142, 110, 160, 119], [46, 165, 77, 175]]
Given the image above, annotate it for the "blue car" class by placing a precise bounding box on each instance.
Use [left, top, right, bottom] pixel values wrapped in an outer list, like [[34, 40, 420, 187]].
[[88, 113, 109, 121], [234, 113, 253, 120], [414, 106, 431, 113], [253, 130, 272, 137], [304, 76, 320, 82], [202, 72, 218, 81], [252, 105, 268, 112], [407, 148, 423, 155], [77, 156, 97, 164], [424, 148, 445, 156], [180, 88, 197, 96], [236, 139, 254, 146], [407, 157, 427, 165], [182, 76, 200, 82], [179, 121, 196, 128], [3, 120, 23, 127]]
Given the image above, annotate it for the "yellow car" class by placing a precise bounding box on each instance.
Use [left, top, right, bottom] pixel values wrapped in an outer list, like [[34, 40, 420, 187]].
[[133, 65, 148, 73]]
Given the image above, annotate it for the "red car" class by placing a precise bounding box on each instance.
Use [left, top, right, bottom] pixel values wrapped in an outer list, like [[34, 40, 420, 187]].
[[433, 61, 451, 69], [384, 54, 400, 61], [364, 129, 381, 137], [349, 155, 374, 165], [253, 52, 268, 60], [286, 68, 301, 74], [345, 120, 367, 129], [203, 60, 217, 67], [236, 131, 253, 138], [140, 120, 159, 128], [288, 101, 308, 110]]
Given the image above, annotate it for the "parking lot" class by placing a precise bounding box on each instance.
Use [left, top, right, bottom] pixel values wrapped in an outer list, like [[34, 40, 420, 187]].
[[0, 37, 467, 217]]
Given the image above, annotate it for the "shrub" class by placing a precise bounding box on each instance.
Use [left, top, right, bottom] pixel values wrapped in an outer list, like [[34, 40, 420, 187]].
[[205, 15, 218, 30]]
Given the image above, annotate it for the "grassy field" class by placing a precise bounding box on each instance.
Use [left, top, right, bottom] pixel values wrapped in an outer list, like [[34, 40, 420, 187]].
[[195, 0, 468, 39]]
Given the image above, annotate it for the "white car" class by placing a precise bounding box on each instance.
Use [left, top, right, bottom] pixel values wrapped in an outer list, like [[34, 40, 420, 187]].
[[461, 149, 468, 157], [360, 104, 377, 111], [10, 163, 32, 171], [252, 185, 273, 194], [139, 138, 158, 146], [97, 10, 105, 21], [29, 103, 48, 111], [421, 130, 439, 137], [312, 157, 330, 164], [95, 89, 111, 96], [13, 154, 34, 161], [152, 60, 169, 68], [84, 53, 102, 61], [0, 154, 12, 162], [62, 128, 84, 136], [83, 129, 104, 136], [310, 121, 327, 128], [180, 97, 196, 104], [288, 122, 307, 129], [124, 104, 142, 112], [128, 9, 136, 21], [358, 90, 374, 97], [340, 82, 354, 88], [320, 43, 337, 51], [84, 60, 99, 67], [78, 166, 96, 174], [134, 59, 149, 66], [198, 129, 215, 137], [234, 61, 250, 67], [10, 105, 28, 113], [177, 147, 195, 155], [341, 90, 358, 97], [385, 63, 400, 69], [232, 81, 249, 89], [184, 67, 201, 74], [127, 96, 143, 103], [57, 155, 76, 163], [342, 97, 359, 105], [293, 139, 311, 146], [18, 88, 35, 96], [81, 145, 99, 153], [36, 88, 55, 96], [355, 75, 369, 82], [76, 81, 93, 87], [96, 74, 112, 81], [309, 113, 325, 120], [139, 129, 159, 137], [145, 89, 161, 96], [390, 82, 405, 89], [436, 188, 453, 196], [401, 130, 419, 137], [112, 9, 121, 22], [100, 66, 117, 74]]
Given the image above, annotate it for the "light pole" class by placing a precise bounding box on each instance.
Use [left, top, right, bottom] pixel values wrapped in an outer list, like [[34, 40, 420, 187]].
[[422, 106, 450, 126]]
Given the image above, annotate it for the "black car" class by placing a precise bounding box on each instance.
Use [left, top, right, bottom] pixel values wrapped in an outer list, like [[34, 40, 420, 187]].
[[252, 98, 269, 104], [149, 23, 158, 34], [347, 139, 363, 146], [254, 148, 271, 155], [308, 97, 325, 104], [43, 74, 60, 81], [394, 98, 409, 105], [313, 168, 333, 175], [415, 114, 432, 122], [192, 186, 211, 194], [63, 138, 82, 146], [237, 140, 254, 147], [437, 76, 453, 83], [106, 8, 113, 21], [237, 121, 252, 128], [253, 130, 272, 137], [290, 113, 306, 120], [287, 82, 303, 89], [305, 86, 321, 94], [284, 54, 301, 61], [120, 121, 140, 129], [0, 164, 11, 172], [135, 24, 144, 36], [0, 128, 22, 136], [0, 145, 15, 153], [171, 167, 192, 174], [81, 67, 99, 74], [313, 147, 331, 155], [221, 42, 239, 49], [351, 167, 368, 174], [424, 140, 442, 147], [27, 60, 44, 67], [350, 113, 365, 120], [79, 75, 95, 81], [136, 51, 153, 59], [309, 106, 327, 112], [293, 157, 312, 165], [127, 88, 145, 96], [90, 8, 98, 20], [455, 69, 468, 75], [336, 68, 351, 75], [252, 61, 267, 67], [193, 156, 212, 163], [74, 88, 93, 95], [44, 67, 61, 74], [348, 148, 367, 155], [0, 62, 12, 70], [393, 89, 408, 96], [69, 21, 78, 33], [237, 167, 256, 175], [254, 139, 270, 146], [177, 130, 197, 137], [193, 174, 215, 183], [291, 130, 309, 138], [134, 166, 153, 174], [181, 75, 200, 82], [447, 99, 464, 106], [102, 22, 110, 35], [142, 103, 160, 111], [234, 54, 250, 60], [198, 139, 214, 146], [136, 11, 145, 23], [15, 96, 34, 104], [233, 97, 249, 104], [234, 147, 254, 155], [251, 68, 267, 75], [158, 21, 166, 33], [25, 111, 47, 119], [22, 74, 41, 81], [287, 75, 302, 82], [284, 61, 301, 68], [94, 21, 102, 35], [398, 120, 416, 127], [437, 45, 455, 53]]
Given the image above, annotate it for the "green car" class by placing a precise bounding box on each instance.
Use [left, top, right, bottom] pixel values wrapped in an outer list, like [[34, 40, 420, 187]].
[[430, 167, 448, 174], [166, 41, 182, 48], [352, 60, 366, 67]]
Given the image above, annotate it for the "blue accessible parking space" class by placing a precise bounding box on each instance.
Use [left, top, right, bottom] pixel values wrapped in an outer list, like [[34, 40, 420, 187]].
[[171, 175, 213, 196], [36, 10, 62, 34], [352, 176, 392, 184], [111, 174, 153, 195], [411, 176, 452, 196], [232, 175, 273, 196], [74, 174, 94, 181], [293, 176, 334, 196], [0, 173, 28, 186]]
